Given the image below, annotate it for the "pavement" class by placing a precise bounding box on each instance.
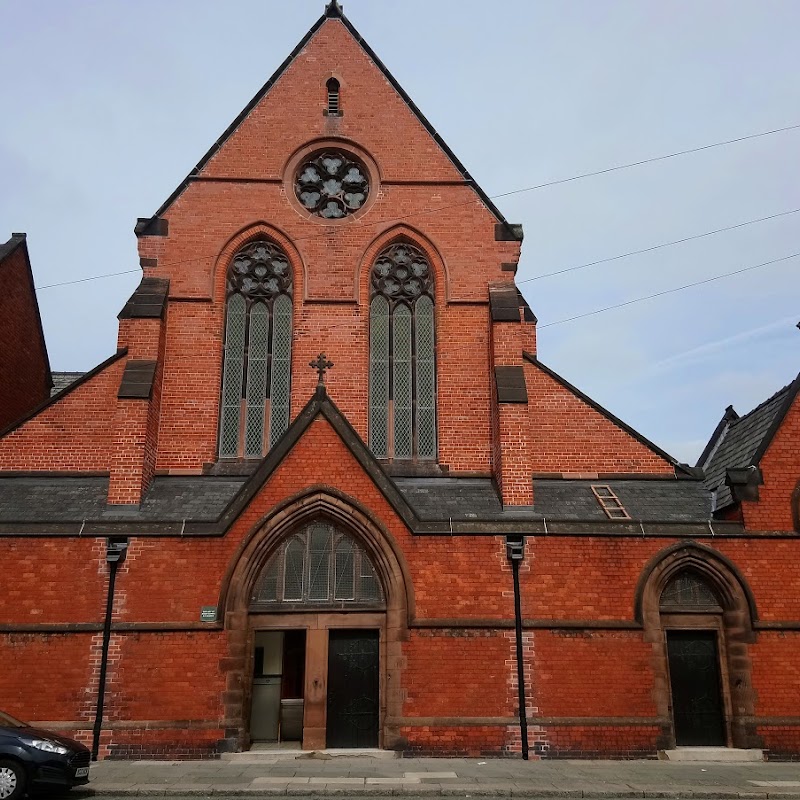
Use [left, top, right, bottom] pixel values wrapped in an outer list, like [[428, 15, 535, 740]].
[[64, 753, 800, 798]]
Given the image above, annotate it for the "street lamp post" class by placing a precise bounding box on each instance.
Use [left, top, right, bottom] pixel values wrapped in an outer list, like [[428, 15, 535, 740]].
[[506, 534, 529, 760], [92, 537, 128, 761]]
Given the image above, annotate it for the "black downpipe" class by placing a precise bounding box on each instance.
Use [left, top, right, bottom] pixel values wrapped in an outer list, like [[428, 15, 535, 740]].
[[511, 556, 529, 760], [92, 538, 128, 761]]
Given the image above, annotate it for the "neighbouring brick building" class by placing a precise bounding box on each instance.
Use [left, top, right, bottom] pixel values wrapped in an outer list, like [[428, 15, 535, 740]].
[[1, 2, 799, 760], [0, 233, 52, 430]]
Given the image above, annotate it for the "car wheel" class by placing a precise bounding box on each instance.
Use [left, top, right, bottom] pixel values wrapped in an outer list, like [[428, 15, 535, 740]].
[[0, 760, 25, 800]]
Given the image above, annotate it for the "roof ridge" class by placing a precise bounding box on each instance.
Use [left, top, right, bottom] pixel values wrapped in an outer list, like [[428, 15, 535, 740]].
[[141, 5, 513, 229], [729, 380, 794, 426], [0, 232, 27, 263]]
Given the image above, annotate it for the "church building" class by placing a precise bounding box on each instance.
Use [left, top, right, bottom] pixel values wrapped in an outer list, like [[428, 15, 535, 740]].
[[1, 2, 799, 760]]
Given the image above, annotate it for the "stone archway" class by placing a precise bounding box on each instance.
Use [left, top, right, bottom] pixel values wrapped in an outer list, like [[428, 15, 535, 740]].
[[219, 488, 413, 752], [635, 542, 760, 751]]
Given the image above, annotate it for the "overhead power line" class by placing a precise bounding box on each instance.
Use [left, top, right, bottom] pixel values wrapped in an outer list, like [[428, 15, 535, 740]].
[[538, 251, 800, 329], [36, 268, 140, 291], [519, 207, 800, 284], [33, 121, 800, 290], [35, 204, 800, 292], [492, 122, 800, 199]]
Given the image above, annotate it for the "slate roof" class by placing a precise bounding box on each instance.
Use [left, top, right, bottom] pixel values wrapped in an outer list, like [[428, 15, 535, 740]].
[[699, 379, 798, 510], [394, 478, 506, 520], [0, 476, 109, 521], [0, 474, 710, 526], [532, 479, 711, 522], [50, 372, 85, 396], [0, 476, 246, 522]]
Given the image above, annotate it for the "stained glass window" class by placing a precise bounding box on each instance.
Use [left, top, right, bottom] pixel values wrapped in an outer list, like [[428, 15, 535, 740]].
[[661, 571, 721, 609], [368, 243, 437, 460], [219, 240, 293, 459], [251, 522, 384, 608]]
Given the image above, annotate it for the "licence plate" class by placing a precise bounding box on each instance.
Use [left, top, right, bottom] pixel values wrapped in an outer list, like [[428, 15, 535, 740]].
[[75, 767, 90, 778]]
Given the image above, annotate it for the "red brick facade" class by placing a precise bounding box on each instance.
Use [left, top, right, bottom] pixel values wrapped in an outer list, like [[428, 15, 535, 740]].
[[1, 4, 798, 761], [0, 235, 51, 431]]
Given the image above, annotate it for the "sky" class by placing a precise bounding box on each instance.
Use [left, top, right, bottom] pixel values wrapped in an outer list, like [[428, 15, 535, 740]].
[[1, 0, 798, 465]]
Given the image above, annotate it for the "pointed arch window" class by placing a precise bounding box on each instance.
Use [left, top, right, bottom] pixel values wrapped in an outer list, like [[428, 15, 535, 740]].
[[660, 570, 722, 610], [369, 242, 437, 460], [250, 522, 384, 609], [219, 240, 293, 459]]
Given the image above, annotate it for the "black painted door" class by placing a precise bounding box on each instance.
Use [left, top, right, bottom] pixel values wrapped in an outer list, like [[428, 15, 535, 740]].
[[326, 630, 379, 748], [667, 630, 725, 746]]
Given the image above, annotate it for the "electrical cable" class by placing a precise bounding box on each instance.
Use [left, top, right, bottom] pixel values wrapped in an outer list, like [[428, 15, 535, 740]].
[[34, 120, 800, 287], [537, 251, 800, 329], [491, 122, 800, 199], [519, 207, 800, 284], [36, 269, 141, 291]]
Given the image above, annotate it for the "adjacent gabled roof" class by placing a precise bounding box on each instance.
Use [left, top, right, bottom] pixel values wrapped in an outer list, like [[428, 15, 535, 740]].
[[0, 382, 737, 538], [0, 349, 127, 439], [140, 1, 513, 231], [0, 233, 52, 391], [699, 374, 800, 510], [523, 352, 694, 476]]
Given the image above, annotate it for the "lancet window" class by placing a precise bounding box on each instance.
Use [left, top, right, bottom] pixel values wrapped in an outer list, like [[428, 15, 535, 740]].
[[219, 240, 293, 459], [369, 242, 437, 460]]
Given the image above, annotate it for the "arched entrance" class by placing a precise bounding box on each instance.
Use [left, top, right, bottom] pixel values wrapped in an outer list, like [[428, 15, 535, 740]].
[[636, 542, 761, 751], [221, 490, 412, 752]]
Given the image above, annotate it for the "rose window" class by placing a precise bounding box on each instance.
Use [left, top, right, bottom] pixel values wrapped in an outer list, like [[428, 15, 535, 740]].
[[295, 151, 370, 219]]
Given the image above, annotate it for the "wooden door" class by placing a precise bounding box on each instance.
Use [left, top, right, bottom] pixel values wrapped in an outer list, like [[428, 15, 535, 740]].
[[667, 630, 725, 746], [326, 630, 379, 748]]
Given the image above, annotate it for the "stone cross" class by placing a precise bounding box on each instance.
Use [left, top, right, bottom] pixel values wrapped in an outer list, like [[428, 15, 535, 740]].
[[309, 353, 334, 384]]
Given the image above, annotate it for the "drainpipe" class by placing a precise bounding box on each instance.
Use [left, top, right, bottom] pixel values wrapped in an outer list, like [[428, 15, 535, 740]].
[[506, 535, 529, 760], [92, 537, 128, 761]]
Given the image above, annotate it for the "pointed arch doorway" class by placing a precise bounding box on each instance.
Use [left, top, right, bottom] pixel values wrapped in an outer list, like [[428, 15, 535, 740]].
[[223, 493, 412, 753], [661, 571, 727, 746], [248, 521, 385, 749], [637, 543, 761, 752]]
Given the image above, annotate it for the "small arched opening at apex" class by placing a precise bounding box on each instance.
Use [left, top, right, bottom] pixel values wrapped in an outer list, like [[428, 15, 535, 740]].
[[326, 78, 341, 116]]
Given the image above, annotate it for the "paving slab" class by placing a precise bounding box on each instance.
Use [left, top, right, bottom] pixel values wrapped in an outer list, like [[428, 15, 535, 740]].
[[66, 756, 800, 799]]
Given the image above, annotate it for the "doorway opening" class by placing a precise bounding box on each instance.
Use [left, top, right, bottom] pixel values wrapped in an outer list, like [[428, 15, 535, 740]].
[[225, 497, 413, 755], [250, 629, 306, 744]]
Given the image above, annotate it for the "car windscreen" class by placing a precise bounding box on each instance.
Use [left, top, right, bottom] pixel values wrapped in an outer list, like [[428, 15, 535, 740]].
[[0, 710, 26, 727]]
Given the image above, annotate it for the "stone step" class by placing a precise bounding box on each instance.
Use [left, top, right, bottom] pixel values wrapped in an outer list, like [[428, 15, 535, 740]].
[[222, 748, 398, 762], [661, 747, 764, 762]]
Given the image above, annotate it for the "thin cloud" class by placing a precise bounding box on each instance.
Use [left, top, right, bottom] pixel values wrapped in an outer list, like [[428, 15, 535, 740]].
[[649, 316, 797, 374]]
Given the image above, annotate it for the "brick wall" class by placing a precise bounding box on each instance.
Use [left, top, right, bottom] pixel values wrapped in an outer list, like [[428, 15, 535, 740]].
[[743, 392, 800, 531], [134, 19, 519, 475], [0, 356, 122, 470], [0, 239, 50, 430], [524, 360, 675, 474]]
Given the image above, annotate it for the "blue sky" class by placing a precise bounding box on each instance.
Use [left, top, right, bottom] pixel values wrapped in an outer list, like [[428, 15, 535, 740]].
[[1, 0, 798, 464]]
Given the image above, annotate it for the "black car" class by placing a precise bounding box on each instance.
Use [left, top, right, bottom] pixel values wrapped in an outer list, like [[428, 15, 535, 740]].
[[0, 711, 90, 799]]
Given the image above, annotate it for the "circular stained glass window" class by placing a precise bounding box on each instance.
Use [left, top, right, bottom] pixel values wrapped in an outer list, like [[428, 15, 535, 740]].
[[295, 151, 370, 219]]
